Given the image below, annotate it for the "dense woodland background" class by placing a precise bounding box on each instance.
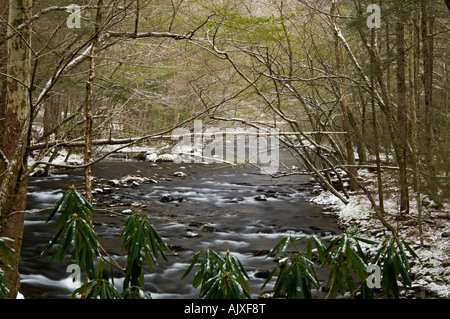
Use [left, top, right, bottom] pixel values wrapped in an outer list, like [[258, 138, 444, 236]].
[[0, 0, 449, 298]]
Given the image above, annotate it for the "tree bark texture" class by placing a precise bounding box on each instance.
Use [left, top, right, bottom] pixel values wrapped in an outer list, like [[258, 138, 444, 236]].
[[0, 0, 32, 298]]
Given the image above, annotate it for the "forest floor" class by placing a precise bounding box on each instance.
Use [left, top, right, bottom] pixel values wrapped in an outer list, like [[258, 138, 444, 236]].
[[309, 169, 450, 299]]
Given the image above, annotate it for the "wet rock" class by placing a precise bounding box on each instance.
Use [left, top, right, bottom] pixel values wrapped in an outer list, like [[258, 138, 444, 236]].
[[160, 194, 174, 202], [134, 152, 148, 161], [93, 188, 103, 194], [259, 291, 276, 299], [202, 225, 216, 233], [254, 194, 267, 201], [144, 178, 158, 184], [131, 202, 146, 208], [122, 176, 144, 185], [224, 196, 244, 203], [174, 171, 187, 178], [188, 221, 204, 227], [254, 270, 271, 279], [254, 249, 270, 257], [168, 245, 185, 252], [102, 187, 113, 194], [122, 209, 133, 215], [108, 179, 120, 187], [184, 231, 200, 238]]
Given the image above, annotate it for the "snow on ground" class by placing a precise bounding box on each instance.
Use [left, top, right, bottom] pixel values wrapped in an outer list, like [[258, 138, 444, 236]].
[[310, 180, 450, 298]]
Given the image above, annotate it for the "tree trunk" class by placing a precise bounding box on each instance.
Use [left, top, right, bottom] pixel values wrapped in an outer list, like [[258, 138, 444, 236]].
[[0, 0, 32, 299], [370, 29, 385, 214], [84, 0, 104, 204], [420, 0, 441, 206], [410, 15, 424, 245], [332, 1, 358, 190], [396, 20, 410, 214], [81, 0, 103, 299]]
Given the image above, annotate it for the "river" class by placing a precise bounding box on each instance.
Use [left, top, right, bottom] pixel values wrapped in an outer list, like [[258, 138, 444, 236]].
[[19, 155, 342, 299]]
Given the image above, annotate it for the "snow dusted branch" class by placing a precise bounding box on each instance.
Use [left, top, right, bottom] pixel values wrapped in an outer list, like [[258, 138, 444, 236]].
[[34, 44, 93, 110], [333, 26, 386, 111]]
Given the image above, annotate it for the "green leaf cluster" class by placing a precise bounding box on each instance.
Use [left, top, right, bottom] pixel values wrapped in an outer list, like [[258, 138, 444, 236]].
[[320, 234, 375, 299], [71, 258, 152, 299], [371, 237, 418, 298], [44, 187, 170, 299], [262, 233, 418, 299], [72, 260, 120, 299], [262, 235, 324, 299], [182, 249, 251, 299], [120, 211, 171, 290], [42, 186, 100, 280]]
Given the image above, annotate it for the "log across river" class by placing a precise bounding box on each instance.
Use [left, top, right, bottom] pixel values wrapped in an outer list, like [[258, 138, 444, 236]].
[[19, 157, 342, 299]]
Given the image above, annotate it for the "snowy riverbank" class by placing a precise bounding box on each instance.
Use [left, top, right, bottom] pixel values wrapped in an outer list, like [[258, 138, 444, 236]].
[[309, 174, 450, 298]]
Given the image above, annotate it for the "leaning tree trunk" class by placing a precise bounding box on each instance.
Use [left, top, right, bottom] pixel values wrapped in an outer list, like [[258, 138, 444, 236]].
[[0, 0, 32, 299]]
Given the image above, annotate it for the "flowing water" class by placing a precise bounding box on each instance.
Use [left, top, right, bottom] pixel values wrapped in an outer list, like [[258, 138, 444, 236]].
[[19, 155, 342, 299]]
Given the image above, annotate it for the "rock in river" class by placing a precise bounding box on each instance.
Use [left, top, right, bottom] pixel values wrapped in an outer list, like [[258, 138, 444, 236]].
[[174, 171, 187, 178], [160, 194, 174, 202], [254, 194, 267, 201]]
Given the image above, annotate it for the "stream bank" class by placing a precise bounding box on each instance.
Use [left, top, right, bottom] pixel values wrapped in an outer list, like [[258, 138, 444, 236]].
[[309, 174, 450, 299]]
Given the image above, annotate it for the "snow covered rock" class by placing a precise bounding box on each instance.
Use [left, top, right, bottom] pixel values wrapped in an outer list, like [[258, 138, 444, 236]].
[[173, 171, 187, 177], [254, 194, 267, 201]]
